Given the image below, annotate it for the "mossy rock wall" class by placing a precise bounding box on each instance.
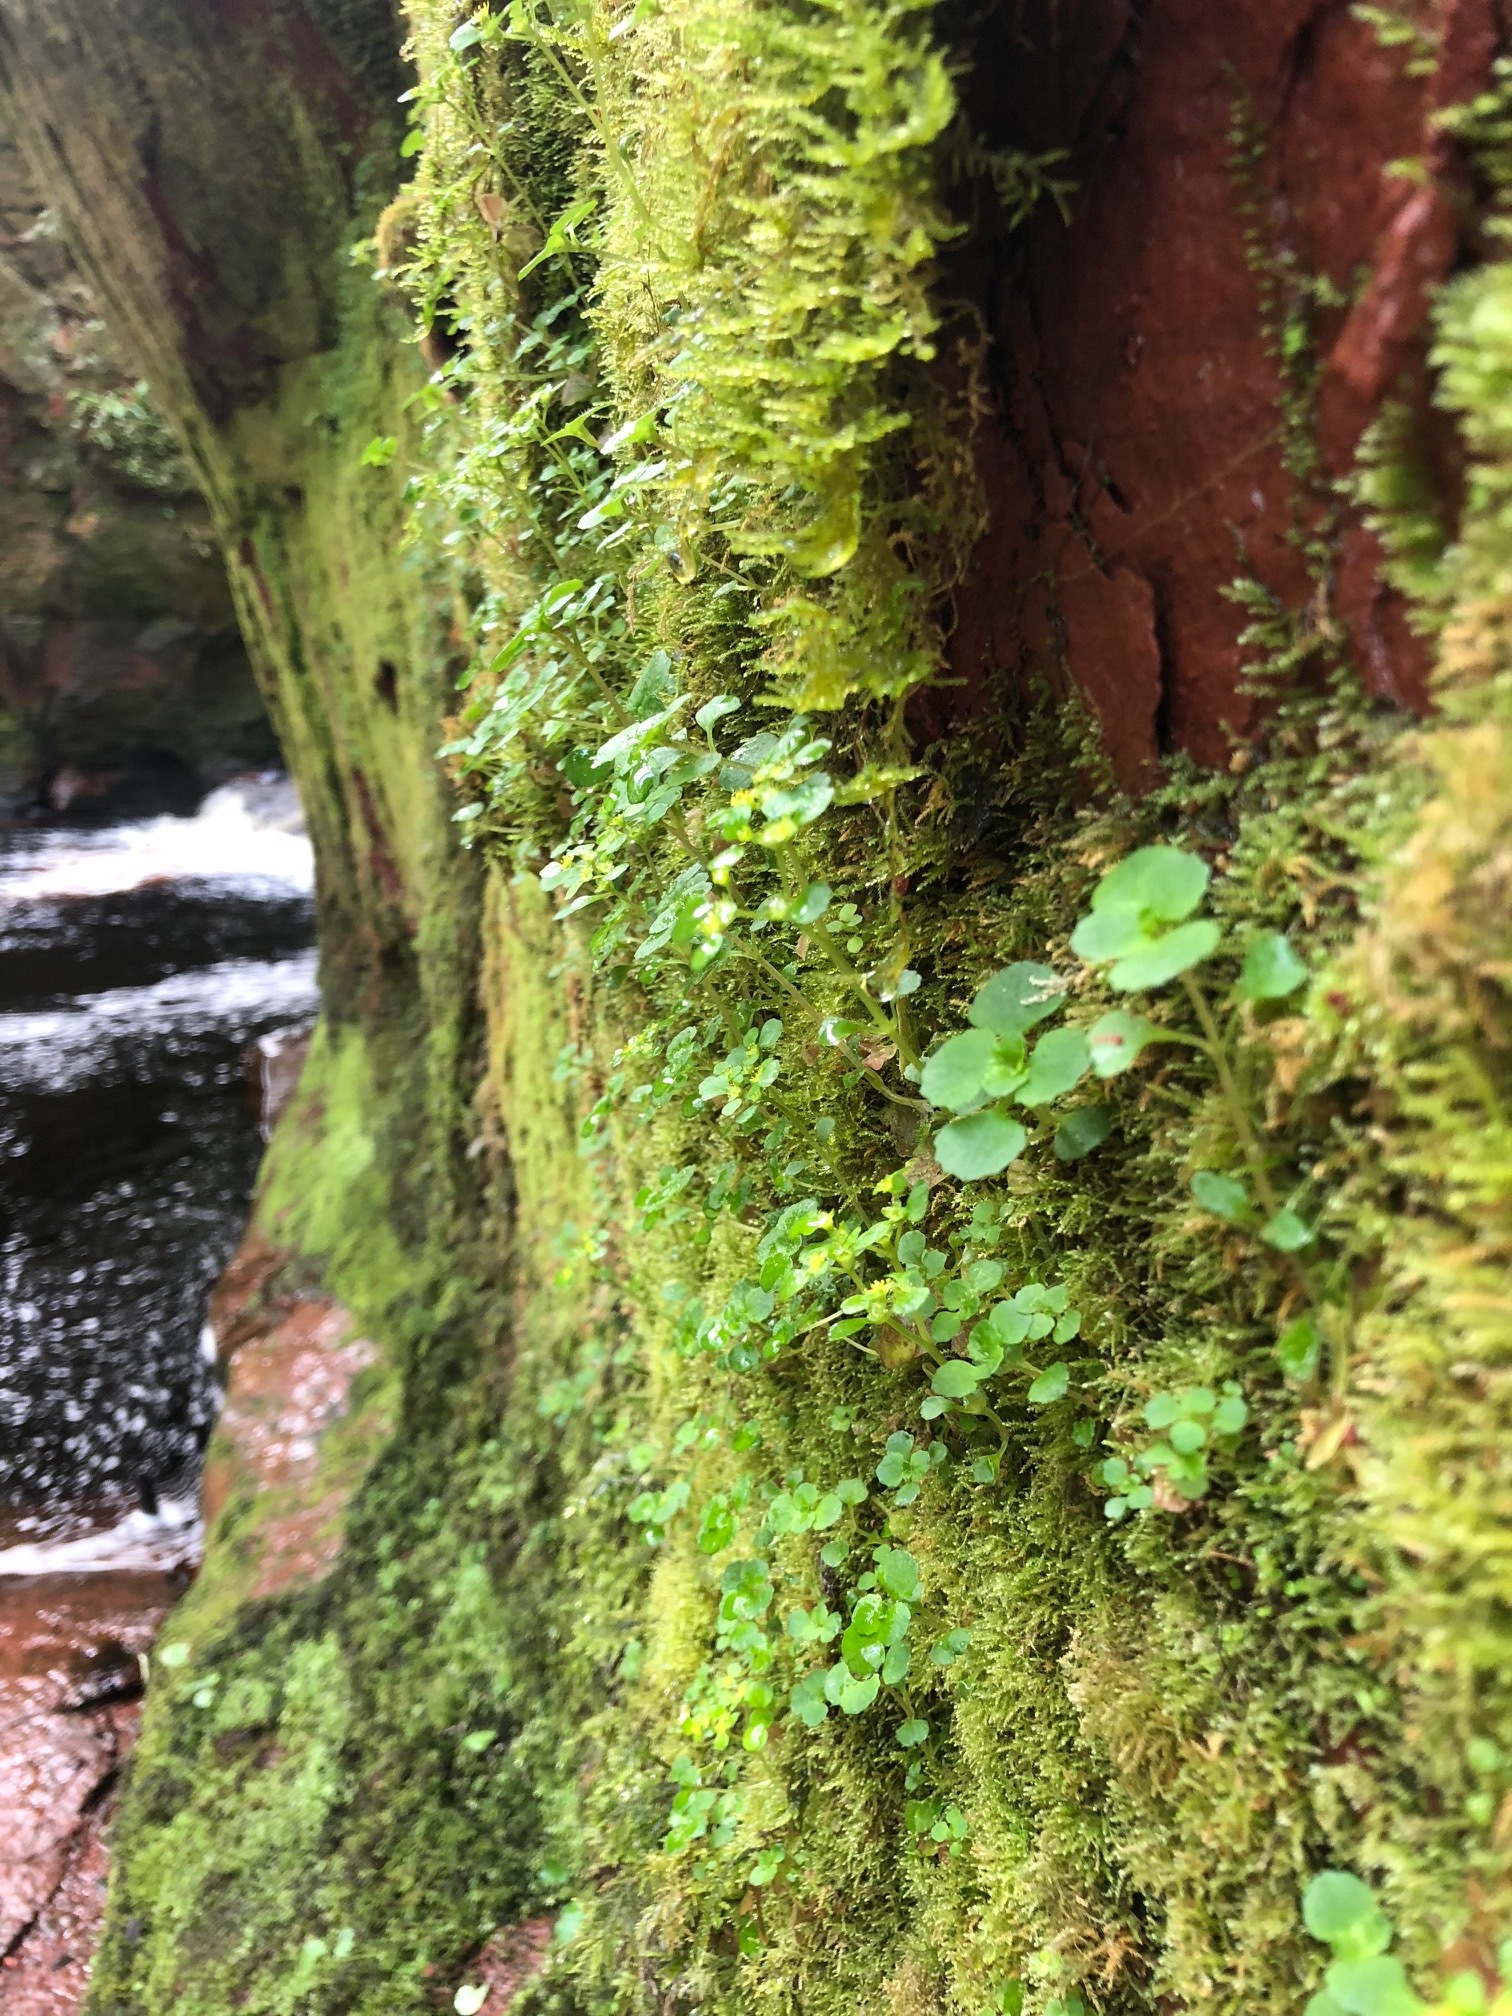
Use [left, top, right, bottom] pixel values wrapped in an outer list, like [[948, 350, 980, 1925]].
[[5, 1, 1512, 2013], [0, 114, 271, 812]]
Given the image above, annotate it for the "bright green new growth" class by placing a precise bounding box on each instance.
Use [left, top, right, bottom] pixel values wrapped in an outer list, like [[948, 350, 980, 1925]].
[[1294, 1869, 1501, 2016], [1069, 844, 1221, 990], [1099, 1381, 1248, 1516], [924, 844, 1305, 1185]]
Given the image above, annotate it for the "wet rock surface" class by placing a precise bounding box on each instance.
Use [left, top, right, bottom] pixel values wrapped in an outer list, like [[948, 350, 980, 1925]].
[[0, 1569, 176, 2003], [949, 0, 1494, 785], [202, 1238, 381, 1602], [0, 118, 272, 817]]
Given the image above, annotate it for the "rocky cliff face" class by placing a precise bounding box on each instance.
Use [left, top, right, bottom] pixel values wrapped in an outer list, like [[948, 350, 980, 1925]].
[[3, 3, 1512, 2015], [949, 0, 1492, 784], [0, 121, 271, 816]]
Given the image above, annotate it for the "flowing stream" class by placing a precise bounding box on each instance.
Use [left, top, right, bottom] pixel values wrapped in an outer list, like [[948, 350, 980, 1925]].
[[0, 778, 317, 1572]]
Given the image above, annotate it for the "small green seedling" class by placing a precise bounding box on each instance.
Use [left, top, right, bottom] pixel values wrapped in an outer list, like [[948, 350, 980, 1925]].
[[1302, 1869, 1421, 2016], [1069, 845, 1220, 991], [921, 848, 1310, 1185], [922, 962, 1134, 1177], [1100, 1382, 1249, 1517]]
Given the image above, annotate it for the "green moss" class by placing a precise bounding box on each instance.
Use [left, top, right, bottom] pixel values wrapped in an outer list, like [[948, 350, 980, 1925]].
[[256, 1022, 414, 1313], [89, 1006, 544, 2015]]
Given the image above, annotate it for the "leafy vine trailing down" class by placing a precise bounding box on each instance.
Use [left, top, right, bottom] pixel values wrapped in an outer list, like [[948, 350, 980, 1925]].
[[369, 2, 1512, 2010]]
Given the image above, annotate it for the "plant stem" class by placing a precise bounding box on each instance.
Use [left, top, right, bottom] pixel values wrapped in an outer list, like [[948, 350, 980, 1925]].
[[1180, 972, 1318, 1303], [1180, 973, 1280, 1218]]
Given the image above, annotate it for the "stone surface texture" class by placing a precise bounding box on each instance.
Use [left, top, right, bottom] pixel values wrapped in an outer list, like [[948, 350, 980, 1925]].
[[0, 120, 270, 813], [0, 1573, 175, 2001], [945, 0, 1494, 786]]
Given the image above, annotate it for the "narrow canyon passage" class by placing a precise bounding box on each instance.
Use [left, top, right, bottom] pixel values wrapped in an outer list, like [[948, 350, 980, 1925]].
[[0, 2, 1511, 2014]]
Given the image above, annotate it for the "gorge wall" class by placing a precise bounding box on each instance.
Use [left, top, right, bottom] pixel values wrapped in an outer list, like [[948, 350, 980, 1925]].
[[3, 1, 1512, 2014], [0, 115, 272, 816]]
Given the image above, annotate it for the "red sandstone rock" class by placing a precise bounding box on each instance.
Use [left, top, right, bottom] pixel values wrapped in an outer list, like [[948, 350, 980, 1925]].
[[0, 1573, 171, 1998], [0, 1813, 113, 2016], [948, 0, 1490, 775], [201, 1232, 384, 1599], [445, 1917, 555, 2014]]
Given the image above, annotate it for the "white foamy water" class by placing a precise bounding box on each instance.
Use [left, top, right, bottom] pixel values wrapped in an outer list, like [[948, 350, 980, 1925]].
[[0, 952, 320, 1094], [0, 1497, 202, 1577], [0, 775, 313, 902], [0, 770, 317, 1549]]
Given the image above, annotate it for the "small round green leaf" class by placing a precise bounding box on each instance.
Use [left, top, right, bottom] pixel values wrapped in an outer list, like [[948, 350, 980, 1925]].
[[1442, 1973, 1491, 2015], [793, 881, 832, 925], [1026, 1362, 1070, 1405], [881, 1641, 911, 1685], [988, 1300, 1031, 1347], [1325, 1957, 1422, 2016], [930, 1627, 971, 1666], [1237, 931, 1308, 1001], [932, 1360, 983, 1400], [967, 962, 1066, 1036], [1213, 1394, 1249, 1436], [759, 773, 833, 832], [1191, 1170, 1251, 1223], [1303, 1870, 1389, 1951], [837, 1673, 880, 1716], [697, 1496, 737, 1554], [1108, 918, 1222, 992], [1087, 1010, 1160, 1078], [1055, 1105, 1113, 1159], [789, 1672, 830, 1726], [934, 1113, 1027, 1181], [897, 1717, 930, 1748], [874, 1547, 922, 1601], [1093, 845, 1211, 923], [1070, 904, 1148, 963], [1262, 1207, 1315, 1252], [920, 1029, 995, 1112], [694, 693, 740, 732], [1016, 1027, 1091, 1107]]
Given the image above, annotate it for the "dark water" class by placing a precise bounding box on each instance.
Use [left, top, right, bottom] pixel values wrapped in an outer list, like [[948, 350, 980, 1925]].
[[0, 781, 318, 1541]]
